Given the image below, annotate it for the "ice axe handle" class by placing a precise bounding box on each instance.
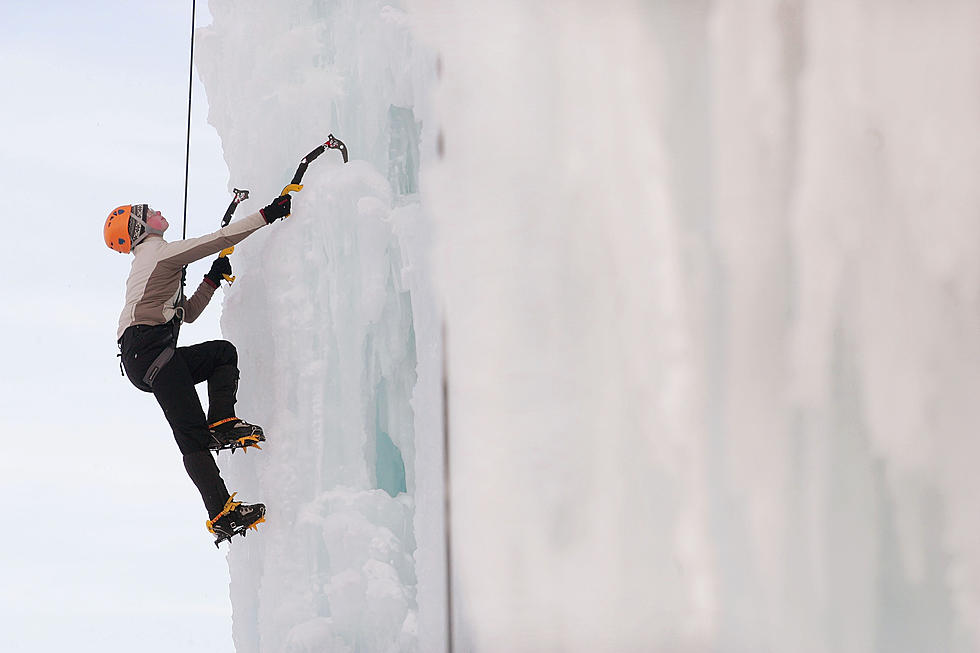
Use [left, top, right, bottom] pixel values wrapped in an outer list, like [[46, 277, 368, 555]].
[[221, 188, 250, 227], [219, 247, 236, 284], [216, 189, 248, 284], [279, 134, 349, 196]]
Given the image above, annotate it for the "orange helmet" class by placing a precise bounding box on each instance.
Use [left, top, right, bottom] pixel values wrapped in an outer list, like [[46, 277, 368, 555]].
[[104, 204, 150, 253]]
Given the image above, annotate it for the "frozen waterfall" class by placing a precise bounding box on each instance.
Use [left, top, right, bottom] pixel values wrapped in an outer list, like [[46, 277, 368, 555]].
[[196, 1, 980, 651]]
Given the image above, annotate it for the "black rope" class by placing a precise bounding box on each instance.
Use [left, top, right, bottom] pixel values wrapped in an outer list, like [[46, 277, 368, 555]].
[[178, 0, 196, 307], [181, 0, 196, 241]]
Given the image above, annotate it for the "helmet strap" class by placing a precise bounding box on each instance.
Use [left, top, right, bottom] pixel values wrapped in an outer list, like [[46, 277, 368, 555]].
[[129, 204, 164, 248]]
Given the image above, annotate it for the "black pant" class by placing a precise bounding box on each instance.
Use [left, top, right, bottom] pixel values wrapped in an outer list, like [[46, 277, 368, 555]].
[[120, 324, 240, 518]]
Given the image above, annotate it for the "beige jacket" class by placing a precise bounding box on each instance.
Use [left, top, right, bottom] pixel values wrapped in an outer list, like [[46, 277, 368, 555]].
[[116, 211, 268, 339]]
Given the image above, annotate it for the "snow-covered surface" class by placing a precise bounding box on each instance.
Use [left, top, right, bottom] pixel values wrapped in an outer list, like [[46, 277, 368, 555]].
[[198, 1, 980, 651]]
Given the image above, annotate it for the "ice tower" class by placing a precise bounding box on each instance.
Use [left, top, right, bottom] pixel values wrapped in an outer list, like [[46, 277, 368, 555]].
[[197, 1, 439, 650], [197, 1, 980, 652]]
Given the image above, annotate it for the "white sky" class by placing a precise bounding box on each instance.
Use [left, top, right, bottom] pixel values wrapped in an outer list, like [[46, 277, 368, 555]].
[[1, 2, 239, 651]]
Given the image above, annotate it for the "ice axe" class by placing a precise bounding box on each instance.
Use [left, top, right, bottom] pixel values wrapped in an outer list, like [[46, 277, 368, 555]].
[[216, 188, 250, 284], [280, 134, 349, 196], [217, 135, 349, 279]]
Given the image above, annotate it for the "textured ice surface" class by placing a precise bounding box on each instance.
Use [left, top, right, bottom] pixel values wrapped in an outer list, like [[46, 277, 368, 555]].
[[197, 1, 439, 651], [198, 0, 980, 651]]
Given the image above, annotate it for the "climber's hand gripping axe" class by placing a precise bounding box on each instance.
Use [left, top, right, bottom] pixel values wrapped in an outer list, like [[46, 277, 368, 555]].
[[217, 134, 349, 280], [217, 188, 250, 284], [280, 134, 349, 196]]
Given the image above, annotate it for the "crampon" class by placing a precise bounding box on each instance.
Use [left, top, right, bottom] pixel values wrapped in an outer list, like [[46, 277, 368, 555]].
[[208, 417, 265, 454], [207, 493, 266, 547]]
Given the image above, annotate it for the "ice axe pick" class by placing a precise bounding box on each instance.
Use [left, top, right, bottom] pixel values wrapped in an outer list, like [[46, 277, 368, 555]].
[[217, 188, 250, 284], [280, 134, 349, 196]]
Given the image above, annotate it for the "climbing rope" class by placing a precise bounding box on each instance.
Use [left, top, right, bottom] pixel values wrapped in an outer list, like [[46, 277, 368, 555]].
[[182, 0, 196, 241]]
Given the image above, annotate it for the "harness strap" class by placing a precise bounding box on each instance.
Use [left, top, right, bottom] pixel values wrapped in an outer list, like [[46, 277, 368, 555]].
[[206, 492, 241, 532], [142, 346, 176, 388]]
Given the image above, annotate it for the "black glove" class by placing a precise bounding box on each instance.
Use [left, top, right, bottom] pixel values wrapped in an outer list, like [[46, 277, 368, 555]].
[[261, 194, 292, 223], [204, 256, 232, 287]]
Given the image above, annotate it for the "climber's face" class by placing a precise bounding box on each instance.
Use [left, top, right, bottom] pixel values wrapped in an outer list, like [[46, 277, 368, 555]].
[[146, 208, 169, 233]]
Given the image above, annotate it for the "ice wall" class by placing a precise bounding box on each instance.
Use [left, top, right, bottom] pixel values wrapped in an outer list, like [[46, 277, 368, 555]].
[[414, 0, 980, 651], [197, 0, 980, 652], [196, 2, 441, 651]]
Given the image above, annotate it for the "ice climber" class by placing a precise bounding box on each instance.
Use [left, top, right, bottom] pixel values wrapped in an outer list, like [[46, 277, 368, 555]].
[[104, 196, 292, 545]]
